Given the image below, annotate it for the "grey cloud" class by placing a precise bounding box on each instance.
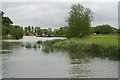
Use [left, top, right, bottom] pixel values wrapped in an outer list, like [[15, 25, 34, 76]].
[[2, 2, 118, 29], [82, 2, 118, 28]]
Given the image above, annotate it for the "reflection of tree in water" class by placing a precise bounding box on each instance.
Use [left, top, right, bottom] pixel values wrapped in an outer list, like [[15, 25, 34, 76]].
[[20, 42, 41, 50], [2, 40, 42, 52], [42, 44, 93, 78], [69, 64, 91, 78], [2, 41, 21, 50], [68, 51, 91, 62], [42, 45, 54, 53], [67, 51, 92, 78], [2, 41, 22, 53]]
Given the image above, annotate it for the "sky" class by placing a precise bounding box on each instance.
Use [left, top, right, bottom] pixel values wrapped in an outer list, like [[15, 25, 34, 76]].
[[1, 0, 119, 29]]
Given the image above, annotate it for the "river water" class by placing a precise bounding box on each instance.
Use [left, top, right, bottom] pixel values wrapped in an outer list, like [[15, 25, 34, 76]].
[[1, 36, 118, 78]]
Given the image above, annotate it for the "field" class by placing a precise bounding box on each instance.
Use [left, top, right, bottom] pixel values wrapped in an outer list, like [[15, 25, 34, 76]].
[[44, 34, 118, 46], [66, 34, 118, 46]]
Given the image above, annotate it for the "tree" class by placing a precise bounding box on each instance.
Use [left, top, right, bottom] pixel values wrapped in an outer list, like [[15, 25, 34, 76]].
[[1, 11, 24, 39], [93, 24, 117, 34], [28, 26, 31, 32], [48, 28, 52, 36], [66, 3, 93, 38], [117, 29, 120, 34], [2, 17, 13, 26], [0, 11, 4, 17], [1, 11, 13, 26], [35, 27, 37, 33], [10, 25, 24, 39], [1, 11, 13, 36], [24, 27, 28, 32], [63, 26, 69, 36], [31, 26, 34, 32], [53, 28, 63, 35], [42, 29, 49, 35], [36, 27, 42, 35]]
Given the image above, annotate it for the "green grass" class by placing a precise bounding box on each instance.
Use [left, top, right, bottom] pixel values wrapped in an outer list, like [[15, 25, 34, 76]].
[[43, 35, 119, 60], [43, 34, 118, 48], [66, 34, 118, 47]]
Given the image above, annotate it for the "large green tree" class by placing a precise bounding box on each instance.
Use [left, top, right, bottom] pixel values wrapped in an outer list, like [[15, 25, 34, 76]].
[[92, 24, 117, 34], [66, 4, 93, 38], [2, 17, 13, 26], [10, 25, 24, 39], [1, 11, 13, 36], [53, 27, 66, 35], [1, 11, 13, 26], [1, 11, 24, 39]]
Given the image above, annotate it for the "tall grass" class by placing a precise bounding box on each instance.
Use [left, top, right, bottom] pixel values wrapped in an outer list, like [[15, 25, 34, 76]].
[[24, 43, 41, 49], [43, 35, 119, 60]]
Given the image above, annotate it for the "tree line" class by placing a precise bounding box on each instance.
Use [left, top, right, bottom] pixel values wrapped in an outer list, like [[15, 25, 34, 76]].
[[1, 3, 119, 39], [1, 11, 24, 39], [23, 26, 67, 37]]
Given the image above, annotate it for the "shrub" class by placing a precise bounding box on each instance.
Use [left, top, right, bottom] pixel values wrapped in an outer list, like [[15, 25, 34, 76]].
[[37, 41, 42, 44]]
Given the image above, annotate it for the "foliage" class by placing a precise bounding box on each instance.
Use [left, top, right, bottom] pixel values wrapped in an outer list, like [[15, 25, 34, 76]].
[[0, 11, 4, 16], [1, 11, 23, 40], [44, 39, 65, 46], [24, 27, 28, 32], [117, 29, 120, 33], [1, 10, 13, 26], [1, 11, 13, 37], [91, 24, 117, 34], [36, 27, 42, 35], [21, 43, 41, 49], [66, 3, 93, 38], [25, 43, 32, 48], [37, 40, 43, 44], [43, 35, 119, 60], [2, 17, 13, 26], [10, 25, 24, 39], [41, 29, 49, 35]]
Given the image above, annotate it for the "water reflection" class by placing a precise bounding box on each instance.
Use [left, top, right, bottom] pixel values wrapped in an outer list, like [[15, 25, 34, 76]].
[[41, 40, 118, 78], [70, 64, 91, 78], [2, 36, 118, 78], [42, 41, 119, 61]]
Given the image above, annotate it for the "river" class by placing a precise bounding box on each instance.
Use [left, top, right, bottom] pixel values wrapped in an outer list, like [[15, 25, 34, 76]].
[[1, 36, 118, 78]]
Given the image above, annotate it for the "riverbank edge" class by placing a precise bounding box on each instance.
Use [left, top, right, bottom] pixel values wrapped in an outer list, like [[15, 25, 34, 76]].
[[42, 35, 119, 60]]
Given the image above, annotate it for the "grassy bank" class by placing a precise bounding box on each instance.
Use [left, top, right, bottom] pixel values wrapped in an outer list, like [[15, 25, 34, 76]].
[[43, 35, 119, 60]]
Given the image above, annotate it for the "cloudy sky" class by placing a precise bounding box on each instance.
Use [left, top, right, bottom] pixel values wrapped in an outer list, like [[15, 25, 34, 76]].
[[1, 0, 119, 29]]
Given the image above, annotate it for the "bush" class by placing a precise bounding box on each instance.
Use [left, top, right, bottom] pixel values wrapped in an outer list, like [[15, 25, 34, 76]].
[[37, 41, 42, 44], [26, 43, 32, 48], [43, 39, 65, 46]]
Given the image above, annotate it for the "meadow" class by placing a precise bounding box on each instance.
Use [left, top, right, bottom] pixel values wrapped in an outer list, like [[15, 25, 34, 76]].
[[66, 34, 118, 46]]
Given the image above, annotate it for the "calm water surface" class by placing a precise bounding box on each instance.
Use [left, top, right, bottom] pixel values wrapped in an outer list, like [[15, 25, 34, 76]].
[[2, 36, 118, 78]]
